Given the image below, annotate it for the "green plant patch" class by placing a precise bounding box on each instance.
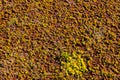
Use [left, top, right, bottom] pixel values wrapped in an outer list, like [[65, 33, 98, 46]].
[[60, 51, 87, 78]]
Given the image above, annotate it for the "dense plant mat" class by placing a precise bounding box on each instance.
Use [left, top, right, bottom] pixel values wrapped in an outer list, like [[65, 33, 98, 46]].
[[0, 0, 120, 79]]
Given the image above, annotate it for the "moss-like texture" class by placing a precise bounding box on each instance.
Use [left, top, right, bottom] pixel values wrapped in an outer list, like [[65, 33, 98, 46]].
[[60, 51, 87, 78], [0, 0, 120, 79]]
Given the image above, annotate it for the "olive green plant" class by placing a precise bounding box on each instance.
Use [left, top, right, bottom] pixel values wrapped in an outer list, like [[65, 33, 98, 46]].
[[60, 51, 88, 78]]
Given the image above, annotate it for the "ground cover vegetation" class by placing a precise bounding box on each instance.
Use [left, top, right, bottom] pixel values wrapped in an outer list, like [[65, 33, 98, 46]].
[[0, 0, 120, 79]]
